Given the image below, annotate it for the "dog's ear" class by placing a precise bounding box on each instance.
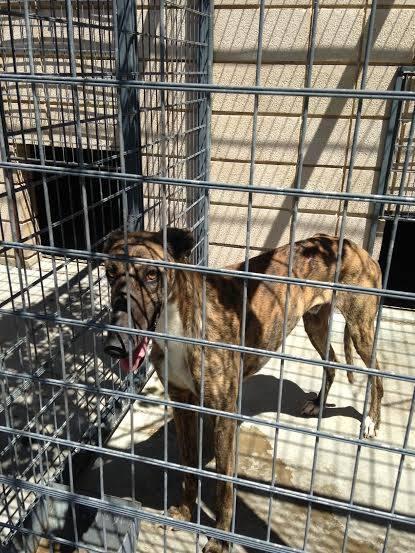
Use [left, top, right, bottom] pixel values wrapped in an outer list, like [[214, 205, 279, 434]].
[[159, 227, 194, 261], [103, 230, 124, 253]]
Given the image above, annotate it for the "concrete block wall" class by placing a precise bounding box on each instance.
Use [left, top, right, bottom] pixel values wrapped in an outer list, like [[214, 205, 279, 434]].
[[0, 1, 414, 268], [208, 1, 415, 266]]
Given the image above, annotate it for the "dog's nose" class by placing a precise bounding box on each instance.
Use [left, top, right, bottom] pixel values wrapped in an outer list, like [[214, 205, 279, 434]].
[[104, 332, 127, 358]]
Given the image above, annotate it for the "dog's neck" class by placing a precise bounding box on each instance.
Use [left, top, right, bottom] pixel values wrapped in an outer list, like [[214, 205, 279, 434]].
[[163, 267, 203, 337]]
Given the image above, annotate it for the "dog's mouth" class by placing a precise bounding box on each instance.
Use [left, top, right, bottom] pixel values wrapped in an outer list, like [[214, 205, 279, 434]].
[[115, 308, 160, 375], [119, 337, 150, 374]]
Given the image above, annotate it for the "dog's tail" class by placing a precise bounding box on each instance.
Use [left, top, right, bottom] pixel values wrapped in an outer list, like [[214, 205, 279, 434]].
[[344, 323, 354, 384]]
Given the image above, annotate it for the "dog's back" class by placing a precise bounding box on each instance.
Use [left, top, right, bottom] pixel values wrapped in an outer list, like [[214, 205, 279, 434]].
[[229, 234, 381, 289], [224, 235, 382, 378]]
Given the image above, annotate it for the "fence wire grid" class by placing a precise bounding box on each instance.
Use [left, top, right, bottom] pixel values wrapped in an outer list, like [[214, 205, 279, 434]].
[[0, 0, 414, 552]]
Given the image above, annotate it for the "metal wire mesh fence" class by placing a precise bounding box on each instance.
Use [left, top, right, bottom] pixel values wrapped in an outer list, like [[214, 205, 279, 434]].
[[380, 67, 415, 222], [0, 0, 414, 552], [0, 0, 210, 549]]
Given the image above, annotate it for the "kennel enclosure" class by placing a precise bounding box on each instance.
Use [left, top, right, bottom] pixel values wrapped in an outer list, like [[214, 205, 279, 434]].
[[0, 0, 415, 552], [0, 0, 210, 549]]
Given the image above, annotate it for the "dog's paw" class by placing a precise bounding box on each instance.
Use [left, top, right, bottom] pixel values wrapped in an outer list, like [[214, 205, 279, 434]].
[[202, 538, 229, 553], [301, 399, 321, 417], [362, 416, 377, 438]]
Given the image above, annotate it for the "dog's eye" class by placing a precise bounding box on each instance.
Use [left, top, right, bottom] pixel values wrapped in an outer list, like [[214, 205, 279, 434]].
[[106, 265, 118, 281], [145, 269, 158, 283]]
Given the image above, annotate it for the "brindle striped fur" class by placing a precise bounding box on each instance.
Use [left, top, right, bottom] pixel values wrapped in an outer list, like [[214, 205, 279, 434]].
[[104, 228, 383, 553]]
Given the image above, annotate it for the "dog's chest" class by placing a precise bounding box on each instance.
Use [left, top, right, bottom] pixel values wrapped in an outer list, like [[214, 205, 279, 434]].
[[153, 302, 196, 394]]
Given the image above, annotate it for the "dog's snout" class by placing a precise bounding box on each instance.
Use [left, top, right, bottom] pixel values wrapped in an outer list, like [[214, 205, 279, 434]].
[[104, 332, 127, 359]]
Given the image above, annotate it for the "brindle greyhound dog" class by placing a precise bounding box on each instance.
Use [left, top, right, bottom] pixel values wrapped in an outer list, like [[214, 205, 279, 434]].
[[103, 227, 383, 553]]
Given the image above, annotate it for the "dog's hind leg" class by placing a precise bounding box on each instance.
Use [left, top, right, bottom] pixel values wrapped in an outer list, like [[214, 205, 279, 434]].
[[343, 309, 383, 438], [301, 304, 339, 417]]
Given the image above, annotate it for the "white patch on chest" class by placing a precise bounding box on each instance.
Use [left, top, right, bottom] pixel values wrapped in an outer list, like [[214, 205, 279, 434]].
[[154, 302, 196, 394]]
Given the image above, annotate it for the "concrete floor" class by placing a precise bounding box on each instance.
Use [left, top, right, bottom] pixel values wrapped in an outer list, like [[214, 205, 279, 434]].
[[1, 261, 414, 552], [0, 259, 115, 546], [78, 309, 415, 553]]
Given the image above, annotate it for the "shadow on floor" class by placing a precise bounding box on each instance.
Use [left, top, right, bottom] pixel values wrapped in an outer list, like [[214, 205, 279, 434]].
[[241, 373, 362, 422], [75, 419, 286, 553], [67, 373, 363, 552]]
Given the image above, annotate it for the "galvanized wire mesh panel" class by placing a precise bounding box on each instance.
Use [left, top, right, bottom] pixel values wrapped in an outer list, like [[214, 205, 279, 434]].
[[0, 0, 210, 549], [381, 68, 415, 221], [0, 1, 414, 553]]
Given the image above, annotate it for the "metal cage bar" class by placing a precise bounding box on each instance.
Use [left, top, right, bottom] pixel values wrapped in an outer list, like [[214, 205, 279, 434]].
[[0, 0, 211, 549], [0, 1, 414, 553]]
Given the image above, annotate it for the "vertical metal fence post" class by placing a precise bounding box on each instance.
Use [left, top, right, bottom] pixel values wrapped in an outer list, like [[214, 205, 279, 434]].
[[196, 3, 213, 549], [0, 80, 32, 553], [194, 0, 212, 266], [367, 69, 404, 255], [116, 0, 144, 231]]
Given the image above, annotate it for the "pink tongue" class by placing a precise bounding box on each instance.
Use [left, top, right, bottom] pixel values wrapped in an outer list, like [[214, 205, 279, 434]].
[[119, 338, 149, 374]]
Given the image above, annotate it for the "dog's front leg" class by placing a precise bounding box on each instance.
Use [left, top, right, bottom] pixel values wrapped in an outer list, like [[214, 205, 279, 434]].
[[168, 388, 198, 523], [203, 413, 236, 553]]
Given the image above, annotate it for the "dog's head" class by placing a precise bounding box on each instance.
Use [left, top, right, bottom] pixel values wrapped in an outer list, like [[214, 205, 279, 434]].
[[103, 227, 193, 373]]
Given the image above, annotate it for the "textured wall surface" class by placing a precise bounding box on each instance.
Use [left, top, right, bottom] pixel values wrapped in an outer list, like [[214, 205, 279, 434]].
[[1, 2, 414, 267], [208, 1, 415, 265]]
